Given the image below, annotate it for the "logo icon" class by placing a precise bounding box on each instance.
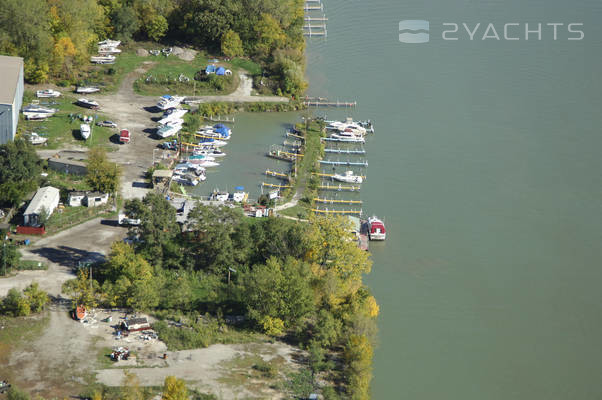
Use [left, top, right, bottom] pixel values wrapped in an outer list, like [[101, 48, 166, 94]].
[[399, 20, 430, 43]]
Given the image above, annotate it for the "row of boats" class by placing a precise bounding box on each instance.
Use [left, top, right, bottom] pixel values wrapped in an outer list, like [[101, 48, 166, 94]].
[[91, 39, 122, 64], [325, 117, 374, 143]]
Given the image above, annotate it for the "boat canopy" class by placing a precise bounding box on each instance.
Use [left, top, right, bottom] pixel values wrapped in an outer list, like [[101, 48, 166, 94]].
[[216, 66, 226, 75], [370, 221, 386, 234], [162, 95, 172, 99]]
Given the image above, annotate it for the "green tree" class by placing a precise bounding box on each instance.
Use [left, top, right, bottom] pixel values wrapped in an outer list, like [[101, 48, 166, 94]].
[[254, 13, 285, 58], [6, 386, 30, 400], [1, 288, 30, 317], [161, 375, 188, 400], [23, 282, 49, 313], [343, 334, 373, 400], [1, 233, 21, 276], [0, 139, 41, 207], [147, 14, 168, 41], [86, 147, 121, 196], [221, 29, 243, 58], [62, 269, 100, 308], [111, 5, 140, 42]]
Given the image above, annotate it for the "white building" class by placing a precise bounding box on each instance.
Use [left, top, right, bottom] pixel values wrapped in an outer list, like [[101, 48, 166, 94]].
[[67, 191, 87, 207], [0, 55, 24, 145], [85, 192, 109, 207], [23, 186, 60, 226]]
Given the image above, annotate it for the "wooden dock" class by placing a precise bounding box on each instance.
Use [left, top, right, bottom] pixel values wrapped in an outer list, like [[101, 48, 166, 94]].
[[286, 131, 305, 140], [303, 100, 356, 107], [267, 149, 303, 162], [262, 182, 292, 189], [318, 183, 361, 191], [313, 209, 362, 215], [265, 170, 291, 180], [314, 198, 363, 205], [324, 148, 366, 154], [202, 115, 235, 123]]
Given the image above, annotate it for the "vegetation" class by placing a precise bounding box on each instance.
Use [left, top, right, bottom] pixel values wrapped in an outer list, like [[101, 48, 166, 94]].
[[0, 283, 49, 317], [1, 0, 307, 96], [86, 147, 121, 196], [0, 139, 42, 208], [60, 191, 376, 397]]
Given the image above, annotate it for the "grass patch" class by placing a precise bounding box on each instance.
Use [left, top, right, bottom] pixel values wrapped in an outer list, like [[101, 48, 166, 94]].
[[16, 260, 48, 271], [0, 314, 49, 370], [43, 169, 93, 193], [277, 204, 309, 219], [18, 91, 117, 151], [230, 58, 263, 76]]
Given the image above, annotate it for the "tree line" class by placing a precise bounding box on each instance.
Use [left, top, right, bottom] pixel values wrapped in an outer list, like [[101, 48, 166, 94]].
[[62, 193, 376, 399], [0, 0, 307, 96]]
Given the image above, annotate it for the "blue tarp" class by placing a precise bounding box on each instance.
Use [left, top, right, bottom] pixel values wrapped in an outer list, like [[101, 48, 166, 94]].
[[216, 66, 226, 75], [162, 95, 171, 99], [235, 186, 244, 191], [205, 64, 216, 74]]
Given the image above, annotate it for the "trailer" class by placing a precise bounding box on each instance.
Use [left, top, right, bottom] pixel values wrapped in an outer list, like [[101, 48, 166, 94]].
[[119, 129, 130, 144]]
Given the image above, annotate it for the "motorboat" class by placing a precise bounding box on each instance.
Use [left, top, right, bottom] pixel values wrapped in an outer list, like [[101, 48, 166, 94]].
[[28, 132, 48, 145], [211, 190, 229, 202], [198, 138, 227, 147], [173, 174, 199, 186], [188, 154, 216, 162], [24, 113, 50, 120], [156, 123, 181, 138], [187, 159, 219, 167], [36, 89, 61, 98], [332, 170, 363, 184], [158, 108, 188, 125], [80, 124, 91, 140], [159, 118, 184, 128], [76, 86, 100, 94], [98, 39, 121, 47], [326, 117, 368, 136], [98, 46, 121, 54], [367, 216, 386, 241], [157, 95, 185, 110], [329, 133, 365, 143], [193, 148, 226, 158], [91, 55, 116, 64], [23, 104, 57, 114], [76, 98, 99, 109]]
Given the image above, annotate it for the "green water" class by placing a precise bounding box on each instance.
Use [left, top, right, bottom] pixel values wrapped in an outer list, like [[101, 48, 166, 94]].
[[189, 0, 602, 397], [304, 0, 602, 398]]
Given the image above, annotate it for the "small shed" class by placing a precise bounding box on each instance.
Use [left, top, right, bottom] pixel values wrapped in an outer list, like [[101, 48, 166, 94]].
[[85, 192, 109, 207], [205, 64, 216, 75], [67, 191, 86, 207], [23, 186, 60, 226], [120, 317, 150, 332]]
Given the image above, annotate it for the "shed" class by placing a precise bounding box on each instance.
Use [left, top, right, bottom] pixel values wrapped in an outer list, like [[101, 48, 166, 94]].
[[205, 64, 216, 74], [85, 192, 109, 207], [23, 186, 60, 226], [120, 317, 150, 332], [0, 55, 24, 145], [67, 191, 86, 207], [152, 169, 173, 188]]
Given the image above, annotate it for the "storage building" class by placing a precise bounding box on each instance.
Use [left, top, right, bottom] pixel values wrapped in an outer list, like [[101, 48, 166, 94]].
[[0, 55, 24, 144], [23, 186, 60, 226]]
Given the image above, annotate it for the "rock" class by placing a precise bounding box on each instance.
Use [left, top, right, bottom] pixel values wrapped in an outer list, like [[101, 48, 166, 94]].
[[136, 48, 149, 57]]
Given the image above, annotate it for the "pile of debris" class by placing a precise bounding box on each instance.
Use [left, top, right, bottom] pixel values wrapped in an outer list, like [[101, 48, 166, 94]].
[[110, 347, 130, 361]]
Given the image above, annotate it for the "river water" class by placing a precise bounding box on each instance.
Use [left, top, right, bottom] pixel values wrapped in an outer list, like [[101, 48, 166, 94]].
[[191, 0, 602, 398]]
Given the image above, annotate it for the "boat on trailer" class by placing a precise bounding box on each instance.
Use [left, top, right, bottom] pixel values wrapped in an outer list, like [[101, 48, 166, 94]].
[[36, 89, 61, 98], [76, 98, 100, 109]]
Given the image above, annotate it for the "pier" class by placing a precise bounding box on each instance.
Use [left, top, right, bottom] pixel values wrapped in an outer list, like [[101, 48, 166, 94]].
[[314, 198, 363, 205], [324, 148, 366, 154], [313, 172, 366, 179], [202, 115, 234, 123], [262, 182, 292, 189], [321, 137, 364, 143], [320, 160, 368, 167], [313, 209, 362, 215], [286, 131, 305, 140], [265, 170, 291, 180], [318, 183, 361, 191], [303, 99, 356, 107]]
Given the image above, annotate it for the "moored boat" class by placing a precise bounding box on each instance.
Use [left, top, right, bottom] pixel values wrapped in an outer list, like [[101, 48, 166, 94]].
[[193, 148, 226, 158], [333, 170, 363, 184], [366, 216, 386, 241], [198, 138, 227, 147], [329, 133, 365, 143]]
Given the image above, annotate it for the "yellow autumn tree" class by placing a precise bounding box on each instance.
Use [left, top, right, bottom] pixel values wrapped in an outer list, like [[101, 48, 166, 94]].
[[161, 376, 188, 400], [51, 36, 76, 76], [343, 334, 373, 400]]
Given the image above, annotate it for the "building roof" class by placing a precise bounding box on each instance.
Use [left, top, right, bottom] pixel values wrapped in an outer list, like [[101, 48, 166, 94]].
[[152, 169, 173, 178], [0, 55, 23, 105], [48, 157, 87, 168], [23, 186, 60, 216], [68, 191, 87, 197], [87, 191, 108, 198]]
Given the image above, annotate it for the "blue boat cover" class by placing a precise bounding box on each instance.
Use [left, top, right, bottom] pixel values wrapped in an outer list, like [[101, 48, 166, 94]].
[[205, 65, 216, 73], [216, 67, 226, 75], [235, 186, 244, 190]]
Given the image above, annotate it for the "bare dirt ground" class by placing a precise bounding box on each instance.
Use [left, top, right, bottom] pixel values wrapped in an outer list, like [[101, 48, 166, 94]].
[[0, 217, 126, 297]]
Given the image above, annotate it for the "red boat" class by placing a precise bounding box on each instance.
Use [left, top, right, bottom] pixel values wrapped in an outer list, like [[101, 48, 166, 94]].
[[119, 129, 130, 144], [367, 216, 386, 241]]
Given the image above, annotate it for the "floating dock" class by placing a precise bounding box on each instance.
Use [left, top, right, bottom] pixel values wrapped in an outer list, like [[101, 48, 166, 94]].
[[313, 209, 362, 215], [202, 115, 234, 123], [313, 172, 366, 179], [320, 160, 368, 167], [262, 182, 292, 189], [303, 100, 356, 107], [321, 137, 364, 143], [265, 170, 291, 180]]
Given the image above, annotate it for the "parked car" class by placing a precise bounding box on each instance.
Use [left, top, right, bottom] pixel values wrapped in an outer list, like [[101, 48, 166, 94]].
[[96, 120, 117, 128]]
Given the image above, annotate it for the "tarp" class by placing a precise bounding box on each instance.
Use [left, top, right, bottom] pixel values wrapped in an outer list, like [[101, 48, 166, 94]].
[[235, 186, 244, 191], [205, 64, 216, 73], [216, 66, 226, 75]]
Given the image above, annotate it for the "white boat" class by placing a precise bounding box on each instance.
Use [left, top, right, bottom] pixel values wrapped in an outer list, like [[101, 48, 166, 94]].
[[230, 191, 248, 203], [23, 104, 57, 114], [28, 132, 48, 145], [156, 124, 181, 138], [329, 133, 365, 143], [211, 190, 229, 202], [367, 216, 386, 241], [98, 39, 121, 47], [159, 118, 184, 128], [80, 124, 91, 140], [159, 108, 188, 124], [76, 86, 100, 94], [91, 55, 116, 64], [193, 148, 226, 158], [198, 138, 227, 147], [24, 112, 51, 120], [98, 46, 121, 54], [76, 98, 99, 109], [36, 89, 61, 98], [157, 95, 185, 110], [158, 114, 187, 126], [333, 170, 363, 184], [326, 117, 368, 136], [173, 174, 199, 186], [187, 159, 219, 167]]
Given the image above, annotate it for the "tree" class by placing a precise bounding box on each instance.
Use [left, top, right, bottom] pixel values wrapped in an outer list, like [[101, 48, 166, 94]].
[[23, 282, 49, 313], [254, 13, 285, 58], [161, 376, 188, 400], [0, 139, 41, 207], [111, 5, 140, 42], [62, 269, 100, 308], [121, 370, 144, 400], [221, 30, 243, 58], [86, 147, 121, 196], [147, 14, 168, 41], [343, 335, 373, 400], [1, 288, 30, 317], [1, 233, 21, 276], [6, 386, 30, 400]]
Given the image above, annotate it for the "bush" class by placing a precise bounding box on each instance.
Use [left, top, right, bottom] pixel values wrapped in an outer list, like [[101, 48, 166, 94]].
[[253, 359, 278, 378]]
